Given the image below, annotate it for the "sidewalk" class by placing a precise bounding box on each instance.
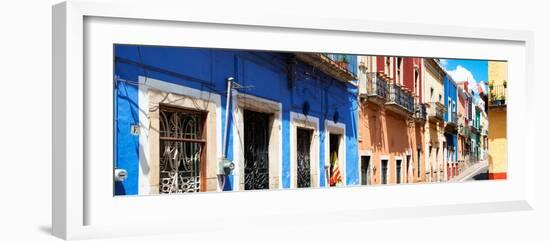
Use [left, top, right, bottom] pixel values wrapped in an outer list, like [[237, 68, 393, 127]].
[[451, 160, 488, 182]]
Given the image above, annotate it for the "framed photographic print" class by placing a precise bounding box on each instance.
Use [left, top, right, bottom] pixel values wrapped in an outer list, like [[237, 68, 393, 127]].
[[52, 0, 535, 240]]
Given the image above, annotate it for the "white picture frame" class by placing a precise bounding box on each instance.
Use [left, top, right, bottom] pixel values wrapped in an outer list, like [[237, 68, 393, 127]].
[[52, 0, 535, 240]]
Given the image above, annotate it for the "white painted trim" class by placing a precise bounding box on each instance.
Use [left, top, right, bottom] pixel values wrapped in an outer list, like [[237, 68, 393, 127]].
[[136, 76, 223, 193], [324, 120, 346, 187], [359, 149, 373, 156], [404, 154, 413, 184], [358, 154, 373, 185], [395, 156, 404, 184], [358, 150, 373, 185], [289, 112, 320, 188], [231, 91, 283, 191], [137, 76, 223, 159], [137, 80, 150, 195]]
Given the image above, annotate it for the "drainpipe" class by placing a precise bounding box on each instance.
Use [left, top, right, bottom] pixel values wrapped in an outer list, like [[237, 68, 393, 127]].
[[222, 78, 233, 160], [218, 77, 236, 191]]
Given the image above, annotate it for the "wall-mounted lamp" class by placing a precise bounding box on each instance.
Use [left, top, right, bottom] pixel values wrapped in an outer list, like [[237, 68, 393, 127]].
[[114, 168, 128, 182]]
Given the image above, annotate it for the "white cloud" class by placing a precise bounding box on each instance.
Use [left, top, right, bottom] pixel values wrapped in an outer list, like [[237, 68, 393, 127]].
[[439, 59, 448, 68], [447, 65, 479, 95]]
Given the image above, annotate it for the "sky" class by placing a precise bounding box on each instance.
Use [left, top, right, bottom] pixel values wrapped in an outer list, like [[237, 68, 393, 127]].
[[440, 58, 488, 95]]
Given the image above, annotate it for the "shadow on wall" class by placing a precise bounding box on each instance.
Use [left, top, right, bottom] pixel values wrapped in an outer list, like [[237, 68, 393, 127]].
[[114, 182, 126, 195], [385, 114, 410, 154], [364, 106, 385, 153]]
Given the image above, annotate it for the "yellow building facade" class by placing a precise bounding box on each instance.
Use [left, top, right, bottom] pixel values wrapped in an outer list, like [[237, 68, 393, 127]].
[[422, 59, 446, 182], [487, 61, 508, 179]]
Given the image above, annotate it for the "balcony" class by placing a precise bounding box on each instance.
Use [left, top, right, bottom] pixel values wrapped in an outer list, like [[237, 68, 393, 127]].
[[294, 53, 356, 83], [459, 124, 471, 138], [489, 84, 506, 108], [361, 72, 388, 106], [426, 102, 446, 122], [385, 83, 414, 117], [470, 123, 480, 134], [414, 103, 427, 122], [445, 111, 459, 131]]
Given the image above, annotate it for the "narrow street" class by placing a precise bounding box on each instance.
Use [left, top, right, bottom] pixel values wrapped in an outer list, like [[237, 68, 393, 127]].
[[467, 166, 489, 181], [452, 160, 489, 182]]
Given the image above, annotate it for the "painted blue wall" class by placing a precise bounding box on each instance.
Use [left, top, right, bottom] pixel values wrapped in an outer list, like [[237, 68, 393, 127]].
[[114, 80, 139, 195], [443, 75, 458, 163], [444, 75, 457, 123], [113, 45, 358, 195]]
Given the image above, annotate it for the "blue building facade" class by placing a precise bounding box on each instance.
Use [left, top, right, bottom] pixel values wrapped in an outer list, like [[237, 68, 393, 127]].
[[114, 45, 359, 195], [443, 74, 458, 177]]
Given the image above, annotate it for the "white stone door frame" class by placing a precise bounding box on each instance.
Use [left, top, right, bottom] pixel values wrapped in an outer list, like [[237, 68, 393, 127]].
[[358, 150, 373, 185], [324, 120, 346, 187], [395, 156, 404, 184], [231, 91, 282, 191], [136, 76, 222, 195], [379, 155, 390, 184], [289, 112, 320, 189]]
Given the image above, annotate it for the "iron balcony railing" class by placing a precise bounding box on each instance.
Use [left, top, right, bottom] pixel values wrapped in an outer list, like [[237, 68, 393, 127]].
[[427, 102, 446, 120], [295, 53, 356, 82], [367, 72, 388, 99], [489, 84, 507, 107], [448, 111, 458, 125], [387, 83, 414, 113], [460, 124, 471, 138], [414, 103, 427, 120]]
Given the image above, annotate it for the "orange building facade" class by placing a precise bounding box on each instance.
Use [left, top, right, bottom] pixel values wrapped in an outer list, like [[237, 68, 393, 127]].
[[357, 56, 426, 185]]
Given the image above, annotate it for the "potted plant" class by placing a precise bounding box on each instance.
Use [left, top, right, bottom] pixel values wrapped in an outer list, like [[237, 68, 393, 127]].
[[492, 94, 505, 105], [498, 94, 505, 105], [488, 80, 494, 90], [503, 80, 507, 88]]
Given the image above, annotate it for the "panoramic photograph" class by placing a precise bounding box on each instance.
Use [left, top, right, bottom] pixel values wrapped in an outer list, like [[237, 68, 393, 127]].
[[113, 45, 508, 196]]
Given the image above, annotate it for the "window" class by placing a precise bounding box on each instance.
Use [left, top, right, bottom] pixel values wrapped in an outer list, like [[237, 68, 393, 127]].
[[296, 128, 312, 188], [417, 148, 421, 178], [159, 105, 206, 194], [414, 69, 419, 92], [428, 145, 433, 180], [396, 159, 402, 184], [381, 159, 389, 184], [360, 156, 371, 185], [244, 110, 271, 190], [406, 155, 411, 183], [448, 98, 452, 119], [396, 57, 402, 83], [436, 147, 440, 181], [329, 133, 341, 187]]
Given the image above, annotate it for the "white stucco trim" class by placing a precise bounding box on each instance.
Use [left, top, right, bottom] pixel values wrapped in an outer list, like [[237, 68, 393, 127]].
[[358, 152, 373, 185], [289, 112, 320, 188], [395, 156, 404, 184], [231, 90, 283, 191], [358, 149, 373, 185], [137, 79, 150, 195], [324, 119, 346, 187], [359, 149, 373, 156], [136, 76, 222, 194]]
